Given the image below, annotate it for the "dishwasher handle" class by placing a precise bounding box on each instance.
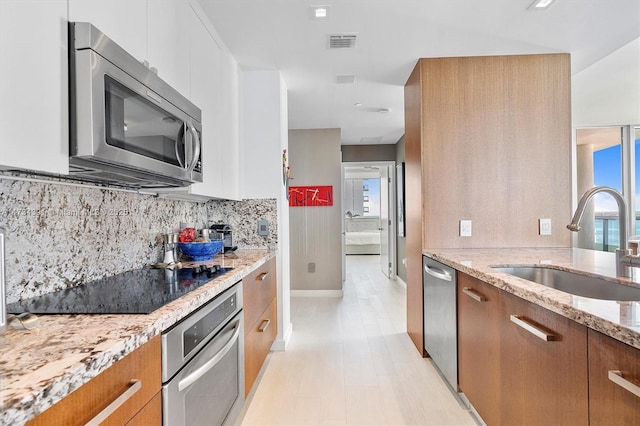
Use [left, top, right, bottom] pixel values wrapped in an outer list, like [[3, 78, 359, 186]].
[[424, 264, 453, 282]]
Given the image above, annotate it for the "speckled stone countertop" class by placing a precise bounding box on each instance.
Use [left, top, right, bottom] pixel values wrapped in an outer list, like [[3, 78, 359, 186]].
[[423, 247, 640, 350], [0, 249, 276, 426]]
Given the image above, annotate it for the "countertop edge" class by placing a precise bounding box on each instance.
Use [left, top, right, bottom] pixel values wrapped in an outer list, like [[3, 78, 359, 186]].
[[422, 248, 640, 350], [1, 250, 276, 426]]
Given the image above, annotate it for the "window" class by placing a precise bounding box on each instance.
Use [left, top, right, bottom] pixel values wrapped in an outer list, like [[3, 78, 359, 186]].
[[576, 125, 640, 252], [343, 177, 380, 217]]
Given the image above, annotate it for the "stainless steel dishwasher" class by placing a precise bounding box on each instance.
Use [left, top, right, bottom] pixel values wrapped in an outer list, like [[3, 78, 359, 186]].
[[423, 256, 457, 391]]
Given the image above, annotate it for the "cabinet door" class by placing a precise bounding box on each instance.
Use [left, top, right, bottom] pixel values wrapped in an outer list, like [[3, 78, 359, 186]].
[[147, 0, 191, 97], [245, 297, 277, 396], [457, 273, 501, 426], [499, 291, 588, 425], [188, 11, 223, 198], [0, 0, 68, 174], [68, 0, 147, 62], [27, 336, 161, 426], [589, 329, 640, 425], [243, 258, 277, 332], [219, 48, 241, 200]]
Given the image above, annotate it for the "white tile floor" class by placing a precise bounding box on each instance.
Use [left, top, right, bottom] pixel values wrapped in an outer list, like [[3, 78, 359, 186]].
[[240, 255, 477, 426]]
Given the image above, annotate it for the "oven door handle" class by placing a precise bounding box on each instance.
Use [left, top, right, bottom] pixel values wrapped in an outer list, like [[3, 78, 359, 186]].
[[177, 323, 240, 392]]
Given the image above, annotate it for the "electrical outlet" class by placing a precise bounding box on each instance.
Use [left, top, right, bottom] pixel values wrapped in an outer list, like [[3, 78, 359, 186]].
[[460, 220, 472, 237], [258, 219, 269, 236], [539, 218, 552, 236]]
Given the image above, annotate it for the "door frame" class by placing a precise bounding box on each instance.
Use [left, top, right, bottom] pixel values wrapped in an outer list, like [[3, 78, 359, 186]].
[[341, 161, 397, 281]]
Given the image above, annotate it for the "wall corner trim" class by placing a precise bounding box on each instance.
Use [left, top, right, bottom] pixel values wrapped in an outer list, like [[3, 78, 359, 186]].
[[271, 322, 293, 351]]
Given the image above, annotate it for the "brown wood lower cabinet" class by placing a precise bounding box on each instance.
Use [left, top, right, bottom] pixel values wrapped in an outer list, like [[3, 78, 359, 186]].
[[457, 272, 589, 425], [457, 274, 501, 426], [499, 290, 588, 425], [243, 257, 277, 396], [588, 328, 640, 425], [27, 336, 161, 426]]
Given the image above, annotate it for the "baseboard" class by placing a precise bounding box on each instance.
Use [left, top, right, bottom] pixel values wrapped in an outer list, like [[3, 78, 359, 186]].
[[395, 276, 407, 288], [290, 289, 344, 298], [271, 322, 293, 351]]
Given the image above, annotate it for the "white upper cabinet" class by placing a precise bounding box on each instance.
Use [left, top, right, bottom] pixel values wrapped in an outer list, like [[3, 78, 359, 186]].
[[219, 48, 240, 200], [1, 0, 239, 196], [147, 0, 191, 96], [69, 0, 192, 97], [157, 3, 240, 201], [187, 10, 224, 198], [68, 0, 148, 63], [0, 0, 69, 174], [240, 70, 288, 199]]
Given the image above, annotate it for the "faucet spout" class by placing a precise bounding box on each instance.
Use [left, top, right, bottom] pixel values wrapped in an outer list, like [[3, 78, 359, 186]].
[[567, 186, 631, 277]]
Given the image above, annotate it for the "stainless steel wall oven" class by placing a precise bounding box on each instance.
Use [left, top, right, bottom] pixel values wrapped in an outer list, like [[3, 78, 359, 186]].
[[162, 282, 244, 425]]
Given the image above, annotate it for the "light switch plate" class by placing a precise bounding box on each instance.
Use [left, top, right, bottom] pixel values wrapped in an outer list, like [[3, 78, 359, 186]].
[[258, 219, 269, 236], [460, 220, 472, 237], [539, 218, 552, 236]]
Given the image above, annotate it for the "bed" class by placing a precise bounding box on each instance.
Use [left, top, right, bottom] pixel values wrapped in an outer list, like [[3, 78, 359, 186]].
[[345, 217, 381, 255]]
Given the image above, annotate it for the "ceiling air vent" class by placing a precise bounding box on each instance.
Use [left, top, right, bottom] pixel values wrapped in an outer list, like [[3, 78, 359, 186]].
[[328, 34, 357, 49], [336, 74, 356, 84]]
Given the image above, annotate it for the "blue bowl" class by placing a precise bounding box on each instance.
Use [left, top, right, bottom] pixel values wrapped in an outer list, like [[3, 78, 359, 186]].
[[178, 240, 224, 261]]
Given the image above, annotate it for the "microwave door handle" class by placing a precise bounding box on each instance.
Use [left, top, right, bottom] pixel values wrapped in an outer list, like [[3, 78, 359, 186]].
[[175, 123, 187, 169], [187, 123, 201, 173]]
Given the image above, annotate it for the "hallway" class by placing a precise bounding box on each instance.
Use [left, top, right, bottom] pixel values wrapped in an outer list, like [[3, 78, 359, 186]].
[[240, 255, 476, 425]]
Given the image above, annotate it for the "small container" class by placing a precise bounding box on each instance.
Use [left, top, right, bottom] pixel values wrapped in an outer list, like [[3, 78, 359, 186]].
[[200, 228, 211, 241]]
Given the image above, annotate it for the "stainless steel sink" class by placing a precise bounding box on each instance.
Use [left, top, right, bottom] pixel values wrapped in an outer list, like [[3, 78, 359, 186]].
[[492, 266, 640, 301]]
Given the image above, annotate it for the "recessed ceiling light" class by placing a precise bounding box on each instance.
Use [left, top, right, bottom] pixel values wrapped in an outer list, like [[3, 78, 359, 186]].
[[310, 5, 330, 19], [354, 102, 362, 107], [378, 108, 390, 113], [528, 0, 556, 10]]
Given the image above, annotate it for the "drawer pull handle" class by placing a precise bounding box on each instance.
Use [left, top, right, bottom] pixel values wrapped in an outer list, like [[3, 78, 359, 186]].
[[608, 370, 640, 398], [258, 319, 271, 332], [85, 379, 142, 426], [509, 315, 555, 341], [257, 272, 269, 281], [462, 287, 486, 302]]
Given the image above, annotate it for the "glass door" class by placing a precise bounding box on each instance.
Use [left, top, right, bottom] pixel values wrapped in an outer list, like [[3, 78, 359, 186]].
[[105, 76, 186, 167]]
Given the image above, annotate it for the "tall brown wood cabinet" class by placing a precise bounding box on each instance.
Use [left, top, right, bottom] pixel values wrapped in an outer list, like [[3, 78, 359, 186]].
[[404, 54, 572, 354]]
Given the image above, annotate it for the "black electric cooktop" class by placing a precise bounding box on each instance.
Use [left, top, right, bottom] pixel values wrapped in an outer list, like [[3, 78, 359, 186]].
[[6, 266, 234, 315]]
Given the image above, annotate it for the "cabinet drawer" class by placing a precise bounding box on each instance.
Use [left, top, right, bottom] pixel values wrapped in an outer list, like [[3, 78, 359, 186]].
[[126, 392, 162, 426], [589, 329, 640, 425], [245, 298, 277, 396], [499, 291, 588, 425], [243, 257, 276, 334], [457, 273, 501, 426], [28, 336, 161, 426]]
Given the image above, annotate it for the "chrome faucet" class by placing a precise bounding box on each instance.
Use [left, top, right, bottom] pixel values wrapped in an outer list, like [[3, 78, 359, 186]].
[[567, 186, 636, 277]]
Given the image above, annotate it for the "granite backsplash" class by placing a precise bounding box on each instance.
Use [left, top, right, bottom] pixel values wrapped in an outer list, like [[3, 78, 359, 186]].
[[0, 178, 277, 303]]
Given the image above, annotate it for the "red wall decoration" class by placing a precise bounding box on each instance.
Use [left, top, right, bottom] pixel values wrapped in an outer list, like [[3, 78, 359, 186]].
[[288, 185, 333, 207]]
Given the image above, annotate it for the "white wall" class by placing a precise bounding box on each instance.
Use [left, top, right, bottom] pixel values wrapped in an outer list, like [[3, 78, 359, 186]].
[[239, 69, 292, 349], [288, 128, 343, 294], [573, 37, 640, 127]]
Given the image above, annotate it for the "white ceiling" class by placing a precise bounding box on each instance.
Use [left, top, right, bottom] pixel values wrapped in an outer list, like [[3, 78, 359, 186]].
[[199, 0, 640, 145]]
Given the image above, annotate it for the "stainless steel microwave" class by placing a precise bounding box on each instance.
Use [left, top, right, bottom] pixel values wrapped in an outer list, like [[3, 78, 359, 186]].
[[69, 22, 203, 188]]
